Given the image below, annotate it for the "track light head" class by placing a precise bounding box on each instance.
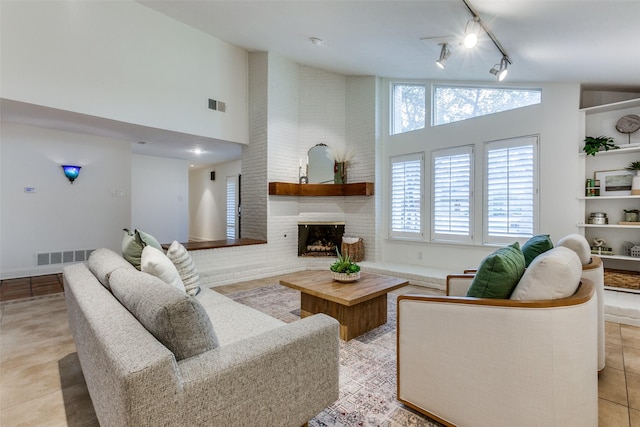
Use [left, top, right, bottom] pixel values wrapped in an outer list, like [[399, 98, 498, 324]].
[[435, 43, 452, 69], [490, 56, 509, 81], [463, 17, 480, 48]]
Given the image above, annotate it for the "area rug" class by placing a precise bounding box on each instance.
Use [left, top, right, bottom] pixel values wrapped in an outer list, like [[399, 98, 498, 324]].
[[226, 284, 443, 427]]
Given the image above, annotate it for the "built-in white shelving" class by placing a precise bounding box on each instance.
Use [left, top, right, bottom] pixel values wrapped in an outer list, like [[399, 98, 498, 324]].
[[578, 224, 640, 229], [578, 145, 640, 157], [578, 98, 640, 271], [598, 254, 640, 262], [581, 98, 640, 115], [578, 195, 640, 200]]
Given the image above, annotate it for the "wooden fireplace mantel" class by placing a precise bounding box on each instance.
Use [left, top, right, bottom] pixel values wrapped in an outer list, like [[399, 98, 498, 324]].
[[268, 182, 374, 197]]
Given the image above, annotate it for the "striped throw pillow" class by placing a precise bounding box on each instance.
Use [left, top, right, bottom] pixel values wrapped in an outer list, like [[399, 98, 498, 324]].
[[166, 241, 201, 296]]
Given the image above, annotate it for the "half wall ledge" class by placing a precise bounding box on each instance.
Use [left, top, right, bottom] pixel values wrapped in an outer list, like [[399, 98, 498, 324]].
[[161, 238, 267, 251]]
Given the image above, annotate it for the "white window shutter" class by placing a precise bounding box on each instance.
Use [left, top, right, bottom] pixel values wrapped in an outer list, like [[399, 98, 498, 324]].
[[484, 136, 538, 244], [432, 146, 473, 243], [226, 176, 238, 239], [390, 153, 423, 239]]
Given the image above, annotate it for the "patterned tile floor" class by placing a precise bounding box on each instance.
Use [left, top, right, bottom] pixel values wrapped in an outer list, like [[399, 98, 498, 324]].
[[0, 275, 638, 426]]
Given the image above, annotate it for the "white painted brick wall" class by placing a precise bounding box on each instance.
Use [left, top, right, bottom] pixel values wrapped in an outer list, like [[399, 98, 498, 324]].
[[299, 66, 346, 152], [201, 55, 379, 286], [242, 52, 269, 240], [345, 76, 378, 261]]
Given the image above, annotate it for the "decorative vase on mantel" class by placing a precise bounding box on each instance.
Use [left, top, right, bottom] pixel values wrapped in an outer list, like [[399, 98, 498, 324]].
[[334, 161, 347, 184]]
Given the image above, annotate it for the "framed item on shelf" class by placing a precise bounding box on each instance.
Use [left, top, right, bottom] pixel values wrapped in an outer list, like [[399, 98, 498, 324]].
[[595, 169, 634, 196]]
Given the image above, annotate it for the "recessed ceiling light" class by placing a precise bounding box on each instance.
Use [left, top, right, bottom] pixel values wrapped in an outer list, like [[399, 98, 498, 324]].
[[137, 141, 147, 145], [192, 148, 203, 155], [309, 37, 323, 46]]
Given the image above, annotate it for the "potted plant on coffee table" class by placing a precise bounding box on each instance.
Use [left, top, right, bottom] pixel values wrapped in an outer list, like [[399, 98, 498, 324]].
[[330, 249, 361, 282]]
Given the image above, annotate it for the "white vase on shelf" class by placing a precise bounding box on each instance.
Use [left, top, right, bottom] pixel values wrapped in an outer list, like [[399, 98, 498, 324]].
[[632, 170, 640, 195]]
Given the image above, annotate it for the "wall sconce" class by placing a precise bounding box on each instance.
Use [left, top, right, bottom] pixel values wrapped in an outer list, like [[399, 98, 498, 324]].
[[61, 165, 82, 184]]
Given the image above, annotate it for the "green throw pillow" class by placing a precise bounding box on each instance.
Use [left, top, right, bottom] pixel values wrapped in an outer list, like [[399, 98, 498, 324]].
[[122, 228, 162, 270], [136, 229, 162, 250], [466, 242, 526, 299], [521, 234, 553, 267]]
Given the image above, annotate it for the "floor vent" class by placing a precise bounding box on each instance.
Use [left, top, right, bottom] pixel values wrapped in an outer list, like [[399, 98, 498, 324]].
[[36, 249, 95, 266]]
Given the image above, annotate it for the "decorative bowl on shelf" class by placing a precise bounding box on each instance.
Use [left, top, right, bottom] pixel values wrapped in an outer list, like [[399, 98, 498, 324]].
[[332, 271, 360, 283]]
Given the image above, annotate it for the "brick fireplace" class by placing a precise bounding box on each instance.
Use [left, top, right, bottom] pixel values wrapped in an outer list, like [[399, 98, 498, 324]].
[[298, 223, 345, 257]]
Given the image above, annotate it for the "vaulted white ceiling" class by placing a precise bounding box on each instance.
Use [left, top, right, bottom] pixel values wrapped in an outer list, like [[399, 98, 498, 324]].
[[6, 1, 639, 168], [140, 0, 640, 86]]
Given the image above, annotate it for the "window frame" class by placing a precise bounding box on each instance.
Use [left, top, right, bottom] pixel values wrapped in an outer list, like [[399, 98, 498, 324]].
[[483, 135, 539, 245], [389, 152, 424, 240], [391, 82, 426, 135], [431, 145, 474, 244], [432, 84, 542, 127]]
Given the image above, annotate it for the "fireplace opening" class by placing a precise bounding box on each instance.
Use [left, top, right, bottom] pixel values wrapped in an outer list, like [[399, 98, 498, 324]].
[[298, 223, 345, 257]]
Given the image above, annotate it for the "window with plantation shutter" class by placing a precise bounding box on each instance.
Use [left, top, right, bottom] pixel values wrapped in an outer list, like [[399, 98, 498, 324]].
[[432, 146, 473, 243], [226, 176, 238, 239], [484, 136, 538, 244], [390, 153, 423, 239]]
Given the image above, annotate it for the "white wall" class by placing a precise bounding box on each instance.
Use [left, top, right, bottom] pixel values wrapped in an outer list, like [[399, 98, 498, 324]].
[[0, 0, 248, 144], [0, 122, 131, 279], [189, 160, 241, 241], [378, 82, 582, 270], [131, 155, 189, 245]]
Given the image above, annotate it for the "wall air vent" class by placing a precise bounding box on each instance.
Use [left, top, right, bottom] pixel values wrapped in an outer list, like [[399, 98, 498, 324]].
[[208, 98, 226, 112], [35, 249, 95, 266], [37, 253, 50, 266], [50, 252, 62, 264]]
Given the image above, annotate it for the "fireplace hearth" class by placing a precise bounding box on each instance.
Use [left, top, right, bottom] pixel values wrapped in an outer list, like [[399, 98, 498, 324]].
[[298, 223, 345, 257]]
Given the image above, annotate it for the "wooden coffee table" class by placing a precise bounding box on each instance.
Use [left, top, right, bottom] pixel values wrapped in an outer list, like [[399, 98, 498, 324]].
[[279, 271, 408, 340]]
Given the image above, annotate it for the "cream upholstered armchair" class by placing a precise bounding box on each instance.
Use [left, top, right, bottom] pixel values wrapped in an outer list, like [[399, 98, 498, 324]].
[[447, 236, 605, 372], [396, 239, 599, 427], [397, 280, 597, 427]]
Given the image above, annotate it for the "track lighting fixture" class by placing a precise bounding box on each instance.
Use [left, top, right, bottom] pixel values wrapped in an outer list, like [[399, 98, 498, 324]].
[[463, 17, 480, 48], [435, 43, 452, 69], [489, 56, 509, 81], [462, 0, 512, 82]]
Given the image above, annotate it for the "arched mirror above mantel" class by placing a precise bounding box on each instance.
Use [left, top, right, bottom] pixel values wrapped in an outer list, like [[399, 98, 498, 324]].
[[307, 143, 334, 184]]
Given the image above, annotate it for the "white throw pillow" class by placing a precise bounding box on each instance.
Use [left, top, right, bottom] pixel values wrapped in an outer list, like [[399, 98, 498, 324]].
[[556, 233, 591, 266], [510, 247, 582, 300], [141, 246, 186, 292], [166, 241, 201, 296]]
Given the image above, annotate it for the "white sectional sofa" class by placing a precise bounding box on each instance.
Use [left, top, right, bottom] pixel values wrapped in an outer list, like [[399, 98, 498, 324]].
[[63, 248, 339, 427]]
